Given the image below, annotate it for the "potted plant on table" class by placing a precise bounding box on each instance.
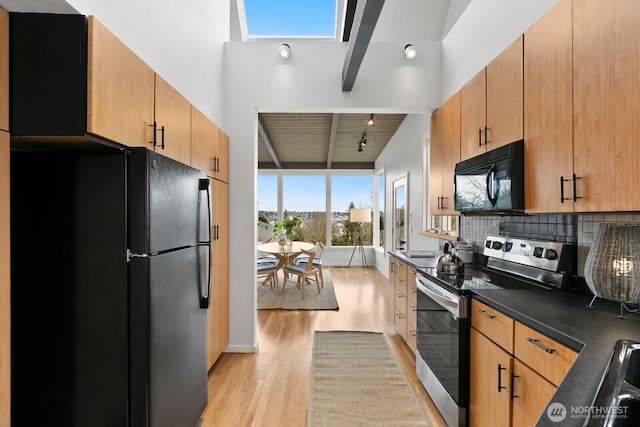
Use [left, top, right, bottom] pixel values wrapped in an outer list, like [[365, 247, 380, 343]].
[[273, 217, 301, 246]]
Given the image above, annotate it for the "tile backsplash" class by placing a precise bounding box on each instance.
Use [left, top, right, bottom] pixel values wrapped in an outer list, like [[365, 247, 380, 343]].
[[460, 213, 640, 277]]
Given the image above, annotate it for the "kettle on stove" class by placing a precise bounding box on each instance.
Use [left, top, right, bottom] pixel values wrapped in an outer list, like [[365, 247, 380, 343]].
[[436, 242, 465, 274]]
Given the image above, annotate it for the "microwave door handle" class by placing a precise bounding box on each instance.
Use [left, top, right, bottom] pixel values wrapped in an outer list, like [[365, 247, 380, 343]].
[[486, 164, 498, 207]]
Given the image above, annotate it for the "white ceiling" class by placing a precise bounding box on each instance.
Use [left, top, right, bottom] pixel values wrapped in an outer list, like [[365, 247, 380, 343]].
[[0, 0, 471, 169]]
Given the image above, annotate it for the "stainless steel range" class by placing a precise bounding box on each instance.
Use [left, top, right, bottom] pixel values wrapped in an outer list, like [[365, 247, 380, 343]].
[[414, 235, 573, 427]]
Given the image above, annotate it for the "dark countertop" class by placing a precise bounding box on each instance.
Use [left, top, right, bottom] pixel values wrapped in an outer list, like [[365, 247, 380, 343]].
[[388, 251, 640, 426], [473, 289, 640, 426], [388, 250, 438, 270]]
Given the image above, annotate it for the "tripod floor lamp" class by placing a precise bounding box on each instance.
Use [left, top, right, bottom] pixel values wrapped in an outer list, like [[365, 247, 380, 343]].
[[348, 208, 372, 268]]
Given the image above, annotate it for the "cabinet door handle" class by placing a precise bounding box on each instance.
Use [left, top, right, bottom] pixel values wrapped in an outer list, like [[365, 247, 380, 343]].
[[572, 173, 582, 202], [478, 309, 496, 319], [526, 337, 556, 354], [158, 125, 165, 149], [510, 373, 520, 400], [149, 121, 157, 147], [440, 196, 446, 210], [560, 175, 566, 203], [478, 128, 483, 147], [497, 364, 507, 392], [484, 126, 490, 145]]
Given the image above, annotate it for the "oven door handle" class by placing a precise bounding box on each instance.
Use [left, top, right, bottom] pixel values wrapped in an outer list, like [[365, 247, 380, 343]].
[[416, 277, 461, 318]]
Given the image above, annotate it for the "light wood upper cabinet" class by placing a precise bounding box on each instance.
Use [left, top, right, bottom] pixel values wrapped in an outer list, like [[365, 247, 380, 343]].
[[524, 0, 574, 213], [89, 19, 191, 161], [460, 36, 523, 162], [190, 106, 219, 176], [486, 35, 524, 150], [87, 17, 155, 148], [460, 69, 487, 160], [215, 127, 230, 183], [429, 91, 460, 215], [153, 75, 191, 165], [573, 0, 640, 211]]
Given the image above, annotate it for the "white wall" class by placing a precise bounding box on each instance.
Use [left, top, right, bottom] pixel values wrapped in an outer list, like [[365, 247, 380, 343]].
[[224, 40, 441, 351], [65, 0, 228, 124], [374, 114, 439, 276], [440, 0, 558, 102]]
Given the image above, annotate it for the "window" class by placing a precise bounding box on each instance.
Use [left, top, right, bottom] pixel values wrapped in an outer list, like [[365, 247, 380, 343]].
[[330, 175, 373, 246], [257, 172, 375, 247], [283, 175, 326, 243], [375, 169, 385, 249], [244, 0, 336, 37]]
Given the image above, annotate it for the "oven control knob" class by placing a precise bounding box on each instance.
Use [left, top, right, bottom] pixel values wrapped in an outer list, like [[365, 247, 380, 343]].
[[491, 241, 503, 250], [545, 249, 558, 260], [533, 247, 544, 258], [504, 242, 513, 252]]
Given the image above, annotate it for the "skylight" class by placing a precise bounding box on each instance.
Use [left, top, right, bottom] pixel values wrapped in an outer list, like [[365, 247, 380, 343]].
[[243, 0, 337, 38]]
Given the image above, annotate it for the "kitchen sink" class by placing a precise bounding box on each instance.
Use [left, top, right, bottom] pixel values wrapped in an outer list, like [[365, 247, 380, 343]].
[[588, 340, 640, 426], [401, 251, 436, 258]]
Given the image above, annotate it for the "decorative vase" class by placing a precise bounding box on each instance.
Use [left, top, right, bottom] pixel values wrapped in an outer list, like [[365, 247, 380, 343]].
[[278, 229, 288, 246]]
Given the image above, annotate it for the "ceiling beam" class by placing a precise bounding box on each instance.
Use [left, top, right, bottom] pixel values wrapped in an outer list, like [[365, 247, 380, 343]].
[[326, 113, 339, 168], [258, 115, 282, 169], [341, 0, 385, 92]]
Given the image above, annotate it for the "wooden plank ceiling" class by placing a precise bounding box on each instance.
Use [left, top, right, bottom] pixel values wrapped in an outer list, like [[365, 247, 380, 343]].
[[258, 112, 407, 170]]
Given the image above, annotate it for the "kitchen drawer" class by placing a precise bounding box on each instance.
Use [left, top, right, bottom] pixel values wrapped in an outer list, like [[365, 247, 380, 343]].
[[514, 321, 578, 386], [394, 308, 407, 337], [394, 262, 408, 294], [406, 324, 417, 353], [406, 267, 418, 305], [406, 300, 417, 330], [395, 291, 408, 316], [471, 299, 515, 353]]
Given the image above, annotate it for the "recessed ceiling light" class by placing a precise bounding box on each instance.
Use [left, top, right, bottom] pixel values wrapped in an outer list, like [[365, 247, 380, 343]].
[[404, 44, 417, 60], [278, 43, 291, 59]]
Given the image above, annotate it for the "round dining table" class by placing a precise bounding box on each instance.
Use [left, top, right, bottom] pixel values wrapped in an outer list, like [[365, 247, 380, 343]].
[[257, 240, 315, 271]]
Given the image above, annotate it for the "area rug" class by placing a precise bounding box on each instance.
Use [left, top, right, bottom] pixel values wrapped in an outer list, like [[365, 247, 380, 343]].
[[257, 270, 339, 310], [308, 331, 432, 427]]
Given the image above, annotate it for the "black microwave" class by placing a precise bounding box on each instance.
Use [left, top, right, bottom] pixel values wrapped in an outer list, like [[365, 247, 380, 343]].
[[454, 140, 524, 213]]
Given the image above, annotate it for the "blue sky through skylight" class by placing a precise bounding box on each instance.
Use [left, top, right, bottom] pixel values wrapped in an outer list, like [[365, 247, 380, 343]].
[[244, 0, 336, 37]]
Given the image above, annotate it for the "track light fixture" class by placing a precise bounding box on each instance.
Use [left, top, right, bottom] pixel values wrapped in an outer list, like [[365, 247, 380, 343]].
[[404, 44, 417, 60], [367, 114, 376, 127], [278, 43, 291, 59], [357, 130, 368, 152]]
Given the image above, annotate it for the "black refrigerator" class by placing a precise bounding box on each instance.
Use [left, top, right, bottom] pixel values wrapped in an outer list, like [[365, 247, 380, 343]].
[[10, 145, 211, 427]]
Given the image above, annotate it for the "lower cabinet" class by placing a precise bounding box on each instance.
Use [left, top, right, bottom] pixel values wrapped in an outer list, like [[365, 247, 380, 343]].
[[389, 256, 417, 353], [469, 299, 577, 426]]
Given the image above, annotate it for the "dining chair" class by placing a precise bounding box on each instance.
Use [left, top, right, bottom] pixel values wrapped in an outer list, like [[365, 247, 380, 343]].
[[257, 261, 279, 290], [295, 241, 325, 288], [284, 248, 320, 299], [257, 238, 278, 264]]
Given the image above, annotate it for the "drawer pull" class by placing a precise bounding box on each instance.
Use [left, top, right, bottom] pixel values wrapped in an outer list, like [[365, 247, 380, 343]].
[[527, 337, 556, 354], [478, 309, 496, 319], [497, 364, 507, 392]]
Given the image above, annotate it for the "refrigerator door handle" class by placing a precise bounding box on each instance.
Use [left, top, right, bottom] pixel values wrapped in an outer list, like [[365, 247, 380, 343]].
[[198, 178, 213, 309]]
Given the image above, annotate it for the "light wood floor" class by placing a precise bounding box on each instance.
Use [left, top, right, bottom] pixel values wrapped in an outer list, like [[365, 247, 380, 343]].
[[199, 267, 448, 427]]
